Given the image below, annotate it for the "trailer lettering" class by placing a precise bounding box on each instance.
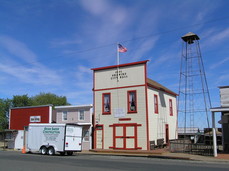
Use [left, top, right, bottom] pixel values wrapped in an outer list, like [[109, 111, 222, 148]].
[[43, 127, 60, 134]]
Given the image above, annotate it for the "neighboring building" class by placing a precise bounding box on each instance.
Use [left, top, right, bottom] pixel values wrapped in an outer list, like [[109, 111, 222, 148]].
[[9, 105, 54, 149], [9, 105, 54, 130], [178, 127, 200, 141], [55, 105, 93, 150], [211, 86, 229, 153], [92, 60, 178, 150]]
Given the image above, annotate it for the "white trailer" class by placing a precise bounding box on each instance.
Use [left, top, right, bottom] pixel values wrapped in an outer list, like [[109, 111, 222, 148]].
[[27, 123, 82, 155]]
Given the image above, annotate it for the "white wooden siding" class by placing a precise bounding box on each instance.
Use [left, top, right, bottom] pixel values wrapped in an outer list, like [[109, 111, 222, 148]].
[[147, 87, 177, 144], [94, 64, 145, 90]]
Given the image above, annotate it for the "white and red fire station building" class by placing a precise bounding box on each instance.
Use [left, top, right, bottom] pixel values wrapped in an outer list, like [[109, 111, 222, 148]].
[[92, 60, 178, 150]]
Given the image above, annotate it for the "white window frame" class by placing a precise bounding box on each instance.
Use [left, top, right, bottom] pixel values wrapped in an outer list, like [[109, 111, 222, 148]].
[[78, 110, 85, 121], [30, 116, 41, 123], [62, 111, 67, 121]]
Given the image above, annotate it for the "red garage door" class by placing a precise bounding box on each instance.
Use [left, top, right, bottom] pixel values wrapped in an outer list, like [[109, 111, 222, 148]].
[[109, 123, 142, 150]]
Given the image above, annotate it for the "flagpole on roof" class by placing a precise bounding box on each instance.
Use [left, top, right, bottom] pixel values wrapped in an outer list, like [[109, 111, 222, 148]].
[[117, 43, 120, 82]]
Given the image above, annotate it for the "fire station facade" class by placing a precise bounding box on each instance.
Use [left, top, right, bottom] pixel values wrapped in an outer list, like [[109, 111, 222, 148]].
[[92, 60, 178, 150]]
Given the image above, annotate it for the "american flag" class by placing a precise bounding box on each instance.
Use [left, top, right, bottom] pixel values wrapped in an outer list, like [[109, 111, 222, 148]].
[[118, 44, 127, 53]]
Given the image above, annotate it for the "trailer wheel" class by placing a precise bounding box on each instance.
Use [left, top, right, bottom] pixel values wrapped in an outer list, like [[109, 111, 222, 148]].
[[48, 147, 55, 155], [67, 151, 73, 156], [40, 146, 47, 155]]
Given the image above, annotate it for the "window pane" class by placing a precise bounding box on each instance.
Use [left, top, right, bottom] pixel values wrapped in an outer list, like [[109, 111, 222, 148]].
[[129, 92, 136, 111], [104, 94, 110, 112], [63, 111, 67, 120], [79, 110, 85, 120]]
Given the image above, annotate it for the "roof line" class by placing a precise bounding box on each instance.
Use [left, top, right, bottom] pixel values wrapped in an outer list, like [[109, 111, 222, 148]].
[[91, 60, 149, 71], [10, 104, 53, 110], [55, 104, 93, 109], [147, 78, 178, 96]]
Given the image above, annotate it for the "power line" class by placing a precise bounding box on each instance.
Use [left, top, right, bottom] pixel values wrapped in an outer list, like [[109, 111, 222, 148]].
[[61, 16, 229, 57], [1, 16, 229, 69]]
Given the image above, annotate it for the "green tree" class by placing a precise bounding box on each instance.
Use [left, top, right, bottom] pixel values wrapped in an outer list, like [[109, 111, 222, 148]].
[[31, 92, 70, 106], [12, 94, 32, 107], [0, 98, 12, 130]]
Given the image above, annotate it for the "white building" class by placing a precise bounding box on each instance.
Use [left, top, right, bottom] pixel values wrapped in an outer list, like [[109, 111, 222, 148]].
[[211, 86, 229, 155], [54, 105, 93, 150], [92, 60, 178, 150]]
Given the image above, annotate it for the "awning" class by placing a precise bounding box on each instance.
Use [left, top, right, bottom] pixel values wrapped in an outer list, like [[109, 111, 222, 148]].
[[76, 123, 92, 126], [210, 107, 229, 112]]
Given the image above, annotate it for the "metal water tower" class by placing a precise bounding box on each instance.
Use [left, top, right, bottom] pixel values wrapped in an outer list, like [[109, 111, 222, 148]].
[[178, 32, 212, 134]]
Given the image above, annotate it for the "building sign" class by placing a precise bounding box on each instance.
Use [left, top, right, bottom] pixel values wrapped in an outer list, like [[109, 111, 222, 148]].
[[111, 70, 128, 80], [30, 116, 41, 122], [114, 108, 126, 118]]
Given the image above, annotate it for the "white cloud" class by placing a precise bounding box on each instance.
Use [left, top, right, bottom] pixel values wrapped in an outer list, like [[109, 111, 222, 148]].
[[79, 0, 109, 16], [208, 28, 229, 43], [128, 36, 159, 62], [0, 60, 61, 85], [0, 36, 62, 85], [50, 38, 82, 48], [216, 74, 229, 85], [0, 35, 37, 64], [210, 56, 229, 69]]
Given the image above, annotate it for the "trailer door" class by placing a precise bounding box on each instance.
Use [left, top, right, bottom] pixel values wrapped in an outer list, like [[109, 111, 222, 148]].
[[65, 125, 82, 151]]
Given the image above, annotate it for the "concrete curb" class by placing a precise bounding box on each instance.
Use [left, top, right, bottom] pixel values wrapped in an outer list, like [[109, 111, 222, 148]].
[[79, 151, 192, 160]]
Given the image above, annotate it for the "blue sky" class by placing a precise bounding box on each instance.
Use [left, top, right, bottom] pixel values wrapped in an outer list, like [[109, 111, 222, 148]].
[[0, 0, 228, 123]]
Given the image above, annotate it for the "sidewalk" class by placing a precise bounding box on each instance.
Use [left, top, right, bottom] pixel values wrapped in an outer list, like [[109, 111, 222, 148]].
[[80, 149, 229, 163]]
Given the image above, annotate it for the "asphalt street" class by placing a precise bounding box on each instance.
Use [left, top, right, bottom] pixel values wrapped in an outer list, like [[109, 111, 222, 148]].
[[0, 151, 228, 171]]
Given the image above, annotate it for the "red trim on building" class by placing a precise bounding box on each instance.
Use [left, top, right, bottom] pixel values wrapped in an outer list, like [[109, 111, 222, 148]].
[[169, 99, 173, 116], [154, 94, 159, 114], [119, 118, 131, 121], [109, 123, 142, 150], [93, 71, 96, 149], [95, 124, 104, 149], [109, 123, 142, 127], [127, 90, 137, 114], [91, 60, 149, 71], [144, 63, 150, 150], [94, 84, 145, 92], [102, 93, 111, 115]]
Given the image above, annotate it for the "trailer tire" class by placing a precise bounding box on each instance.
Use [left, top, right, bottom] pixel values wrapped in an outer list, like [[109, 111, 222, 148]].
[[67, 151, 73, 156], [48, 147, 55, 155], [40, 146, 47, 155]]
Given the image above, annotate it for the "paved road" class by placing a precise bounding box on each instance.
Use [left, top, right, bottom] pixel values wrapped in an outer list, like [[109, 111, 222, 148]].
[[0, 151, 228, 171]]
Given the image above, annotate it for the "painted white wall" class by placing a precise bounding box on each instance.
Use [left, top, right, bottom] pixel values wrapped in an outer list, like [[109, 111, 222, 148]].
[[95, 86, 148, 149], [148, 87, 177, 144], [94, 64, 145, 90], [14, 130, 24, 150], [94, 63, 148, 150]]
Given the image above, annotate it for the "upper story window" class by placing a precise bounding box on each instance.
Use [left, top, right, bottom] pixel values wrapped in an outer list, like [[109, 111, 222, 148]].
[[79, 110, 85, 121], [128, 90, 137, 113], [62, 111, 67, 121], [169, 99, 173, 116], [154, 94, 158, 114], [102, 93, 111, 114]]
